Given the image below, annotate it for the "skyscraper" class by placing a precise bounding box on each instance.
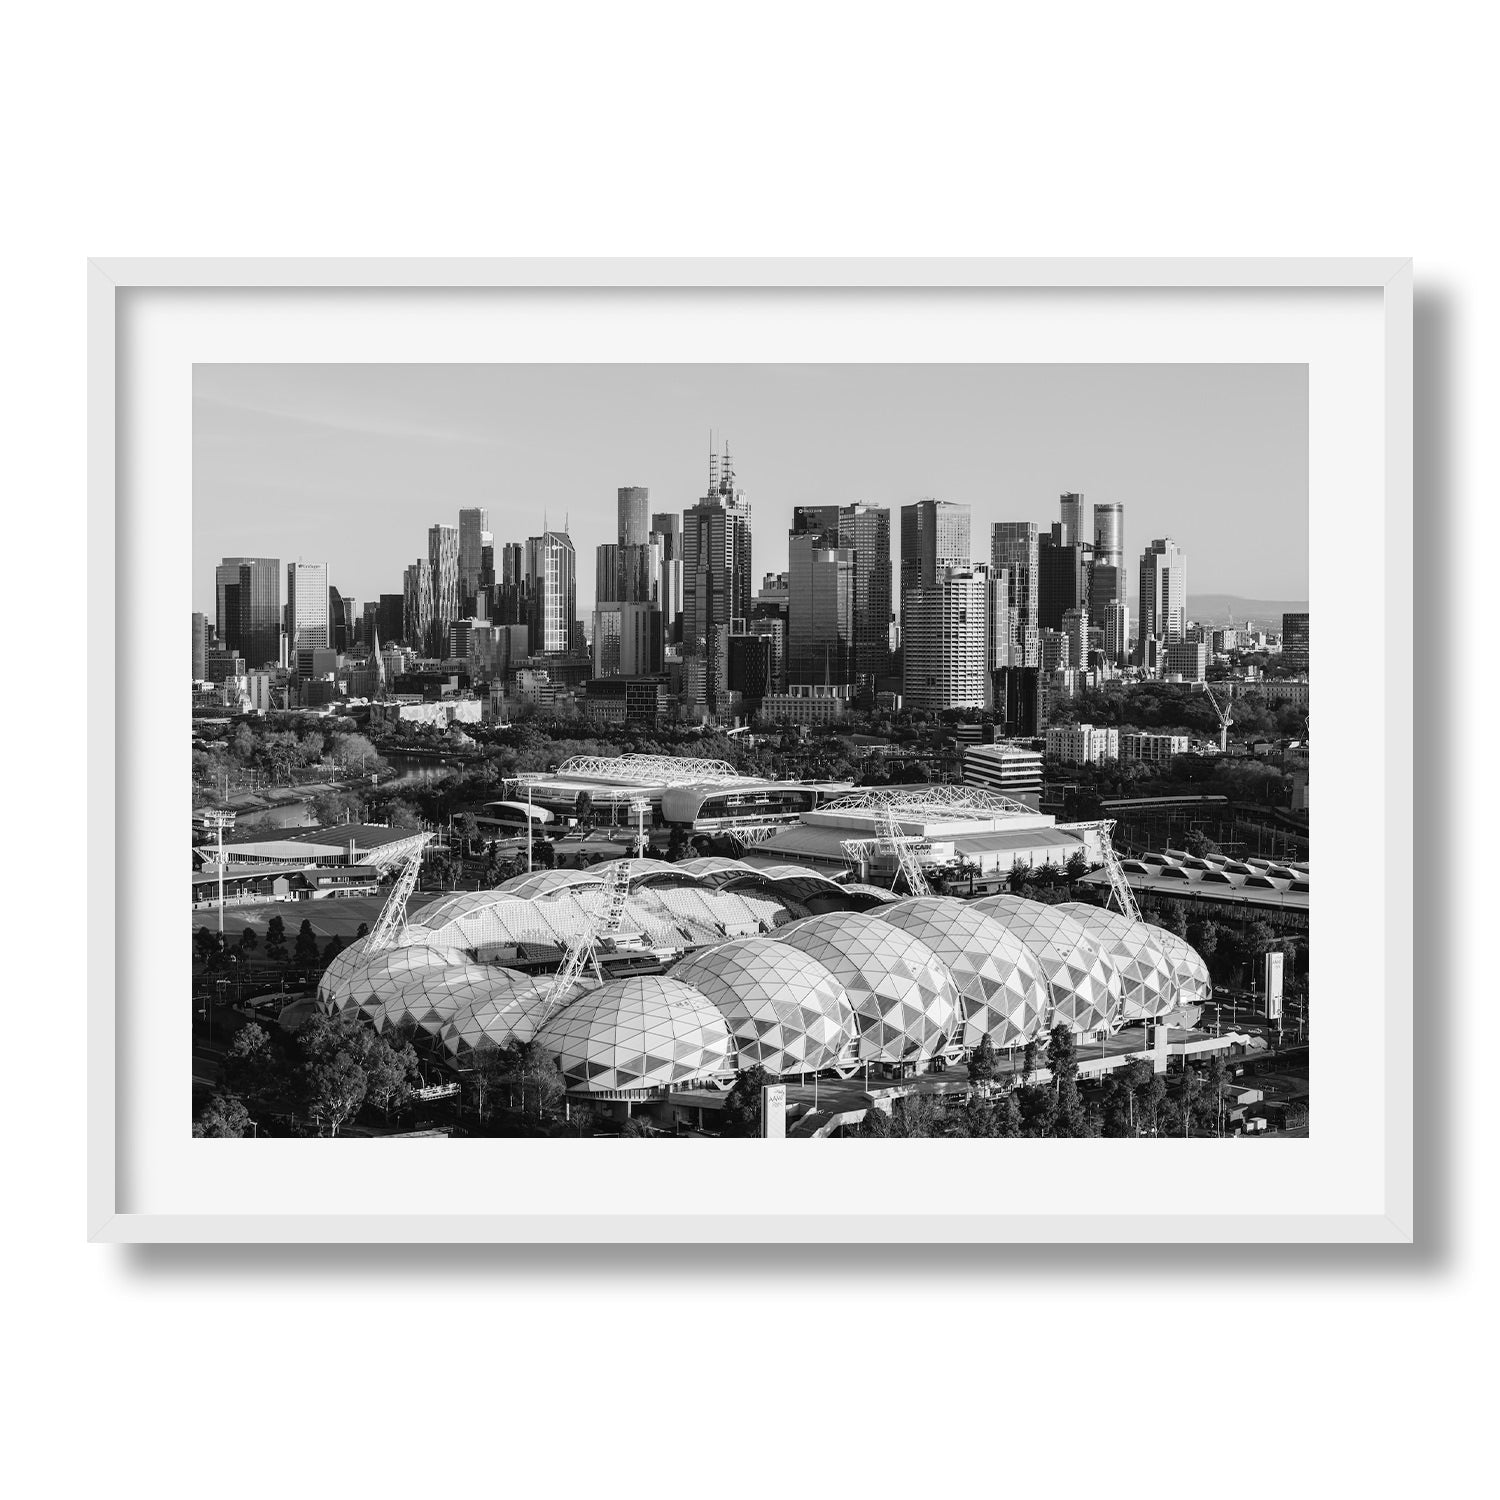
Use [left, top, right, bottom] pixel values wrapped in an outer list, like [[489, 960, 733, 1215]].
[[618, 486, 650, 547], [526, 529, 577, 654], [191, 612, 208, 681], [428, 524, 460, 655], [458, 508, 489, 606], [1092, 502, 1124, 575], [286, 562, 330, 658], [1282, 612, 1310, 673], [900, 499, 971, 601], [681, 442, 752, 704], [902, 567, 990, 711], [230, 558, 281, 668], [403, 558, 433, 653], [990, 522, 1040, 668], [787, 506, 854, 688], [377, 593, 405, 648], [215, 558, 250, 646], [1039, 522, 1084, 630], [1138, 538, 1187, 666], [838, 502, 892, 694], [1059, 492, 1086, 548]]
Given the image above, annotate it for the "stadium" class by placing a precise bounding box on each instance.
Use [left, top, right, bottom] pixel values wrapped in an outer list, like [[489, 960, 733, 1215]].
[[315, 852, 1211, 1114]]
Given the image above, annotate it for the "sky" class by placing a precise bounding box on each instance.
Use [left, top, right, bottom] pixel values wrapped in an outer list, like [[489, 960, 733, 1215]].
[[193, 363, 1308, 617]]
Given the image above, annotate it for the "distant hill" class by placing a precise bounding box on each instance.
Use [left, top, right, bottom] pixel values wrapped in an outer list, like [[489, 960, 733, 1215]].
[[1186, 595, 1308, 632]]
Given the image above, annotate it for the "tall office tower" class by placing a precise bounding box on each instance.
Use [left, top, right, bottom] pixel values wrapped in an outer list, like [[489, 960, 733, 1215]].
[[458, 508, 489, 605], [403, 559, 433, 653], [525, 529, 577, 655], [900, 498, 971, 601], [1040, 629, 1072, 673], [215, 558, 251, 646], [1282, 612, 1310, 673], [986, 565, 1014, 672], [1103, 600, 1131, 665], [651, 511, 681, 561], [618, 486, 650, 547], [358, 601, 378, 648], [377, 593, 405, 648], [1092, 502, 1124, 574], [232, 558, 281, 669], [1137, 538, 1188, 665], [787, 506, 854, 688], [902, 567, 990, 711], [838, 502, 892, 694], [1087, 563, 1123, 628], [1039, 522, 1085, 630], [1062, 607, 1090, 671], [990, 522, 1041, 667], [328, 585, 354, 652], [191, 612, 208, 681], [592, 606, 622, 678], [681, 443, 753, 702], [427, 523, 460, 654], [478, 543, 496, 613], [1060, 493, 1086, 549], [494, 542, 527, 625], [285, 563, 331, 658]]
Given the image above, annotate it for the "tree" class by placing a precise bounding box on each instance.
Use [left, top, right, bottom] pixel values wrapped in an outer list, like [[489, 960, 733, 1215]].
[[622, 1115, 656, 1137], [1016, 1083, 1058, 1137], [1045, 1024, 1078, 1096], [302, 1053, 367, 1136], [967, 1035, 998, 1094], [193, 926, 220, 965], [665, 823, 690, 863], [193, 1093, 252, 1138], [1007, 859, 1032, 894], [721, 1065, 775, 1137], [1184, 829, 1219, 859], [293, 919, 320, 969], [362, 1033, 422, 1120], [236, 924, 260, 957], [1065, 849, 1091, 885], [222, 1022, 283, 1104], [320, 934, 345, 970], [264, 915, 288, 963], [354, 922, 369, 940], [532, 838, 557, 870], [574, 790, 594, 828], [1018, 1038, 1040, 1087]]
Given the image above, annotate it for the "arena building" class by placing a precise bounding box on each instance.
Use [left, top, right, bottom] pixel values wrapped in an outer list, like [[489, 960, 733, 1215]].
[[509, 754, 853, 835], [314, 860, 1210, 1110]]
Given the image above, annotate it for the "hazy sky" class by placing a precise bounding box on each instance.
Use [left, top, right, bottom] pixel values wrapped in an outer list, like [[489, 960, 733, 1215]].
[[193, 363, 1308, 616]]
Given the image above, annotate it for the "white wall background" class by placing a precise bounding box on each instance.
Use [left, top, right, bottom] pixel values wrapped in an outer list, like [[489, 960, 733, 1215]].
[[2, 3, 1488, 1496]]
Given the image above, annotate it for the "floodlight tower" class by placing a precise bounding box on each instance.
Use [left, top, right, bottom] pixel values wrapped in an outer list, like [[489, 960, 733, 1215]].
[[199, 808, 237, 938]]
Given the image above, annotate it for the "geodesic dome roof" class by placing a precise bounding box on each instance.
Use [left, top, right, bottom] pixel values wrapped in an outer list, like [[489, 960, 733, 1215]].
[[675, 857, 758, 880], [1055, 903, 1181, 1020], [875, 897, 1051, 1048], [671, 937, 857, 1076], [969, 895, 1124, 1033], [1149, 926, 1213, 1006], [316, 940, 473, 1017], [493, 868, 601, 900], [439, 976, 586, 1065], [772, 911, 960, 1063], [534, 975, 734, 1094], [368, 963, 526, 1036]]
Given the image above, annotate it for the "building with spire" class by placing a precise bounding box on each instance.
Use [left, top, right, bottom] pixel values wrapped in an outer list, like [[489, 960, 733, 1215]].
[[681, 438, 752, 708]]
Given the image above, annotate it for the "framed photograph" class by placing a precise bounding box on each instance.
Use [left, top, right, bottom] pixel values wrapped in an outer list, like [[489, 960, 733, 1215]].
[[89, 258, 1412, 1243]]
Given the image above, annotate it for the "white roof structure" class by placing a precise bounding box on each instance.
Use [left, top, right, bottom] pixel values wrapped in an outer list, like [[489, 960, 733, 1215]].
[[554, 753, 743, 785], [317, 939, 471, 1017], [772, 911, 960, 1063], [438, 976, 585, 1065], [534, 975, 734, 1095], [671, 938, 857, 1076], [1055, 903, 1180, 1020], [1150, 926, 1214, 1006], [368, 963, 517, 1036], [969, 896, 1125, 1034], [820, 785, 1036, 818], [874, 897, 1051, 1048]]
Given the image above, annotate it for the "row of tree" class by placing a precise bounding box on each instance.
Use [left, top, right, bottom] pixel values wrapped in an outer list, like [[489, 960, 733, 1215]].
[[193, 916, 367, 974]]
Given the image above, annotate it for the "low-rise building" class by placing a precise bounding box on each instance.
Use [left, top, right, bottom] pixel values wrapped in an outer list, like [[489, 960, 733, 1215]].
[[758, 684, 849, 726], [1121, 731, 1190, 764], [369, 697, 483, 729], [962, 743, 1044, 804], [1046, 722, 1120, 765]]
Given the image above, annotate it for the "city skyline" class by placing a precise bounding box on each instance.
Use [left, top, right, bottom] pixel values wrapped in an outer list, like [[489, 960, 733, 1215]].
[[193, 363, 1309, 615]]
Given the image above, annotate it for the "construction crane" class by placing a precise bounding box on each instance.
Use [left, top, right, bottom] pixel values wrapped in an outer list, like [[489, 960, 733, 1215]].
[[538, 858, 636, 1018], [363, 834, 434, 953], [1064, 819, 1142, 924], [1201, 681, 1234, 753], [841, 807, 931, 896]]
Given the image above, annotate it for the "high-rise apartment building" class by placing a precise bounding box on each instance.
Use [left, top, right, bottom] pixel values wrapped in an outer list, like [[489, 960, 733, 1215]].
[[191, 612, 208, 681], [990, 522, 1040, 667], [403, 559, 433, 653], [286, 562, 330, 659], [1103, 600, 1131, 666], [900, 500, 971, 708], [1282, 612, 1310, 674], [526, 530, 577, 655], [618, 486, 650, 547], [902, 567, 990, 711], [838, 502, 892, 693], [428, 524, 460, 655], [1062, 606, 1090, 672], [458, 508, 489, 605], [1137, 538, 1188, 666], [681, 444, 752, 703], [787, 506, 854, 688]]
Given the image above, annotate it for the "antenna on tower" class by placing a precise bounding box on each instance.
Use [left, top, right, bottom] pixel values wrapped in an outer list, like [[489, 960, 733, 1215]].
[[722, 439, 733, 492], [708, 429, 718, 496]]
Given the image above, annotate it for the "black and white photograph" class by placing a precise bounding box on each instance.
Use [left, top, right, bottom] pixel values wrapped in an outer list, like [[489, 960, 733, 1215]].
[[190, 361, 1310, 1142]]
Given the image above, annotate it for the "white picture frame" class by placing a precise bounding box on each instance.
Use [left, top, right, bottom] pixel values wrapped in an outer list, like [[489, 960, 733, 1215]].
[[88, 257, 1413, 1244]]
